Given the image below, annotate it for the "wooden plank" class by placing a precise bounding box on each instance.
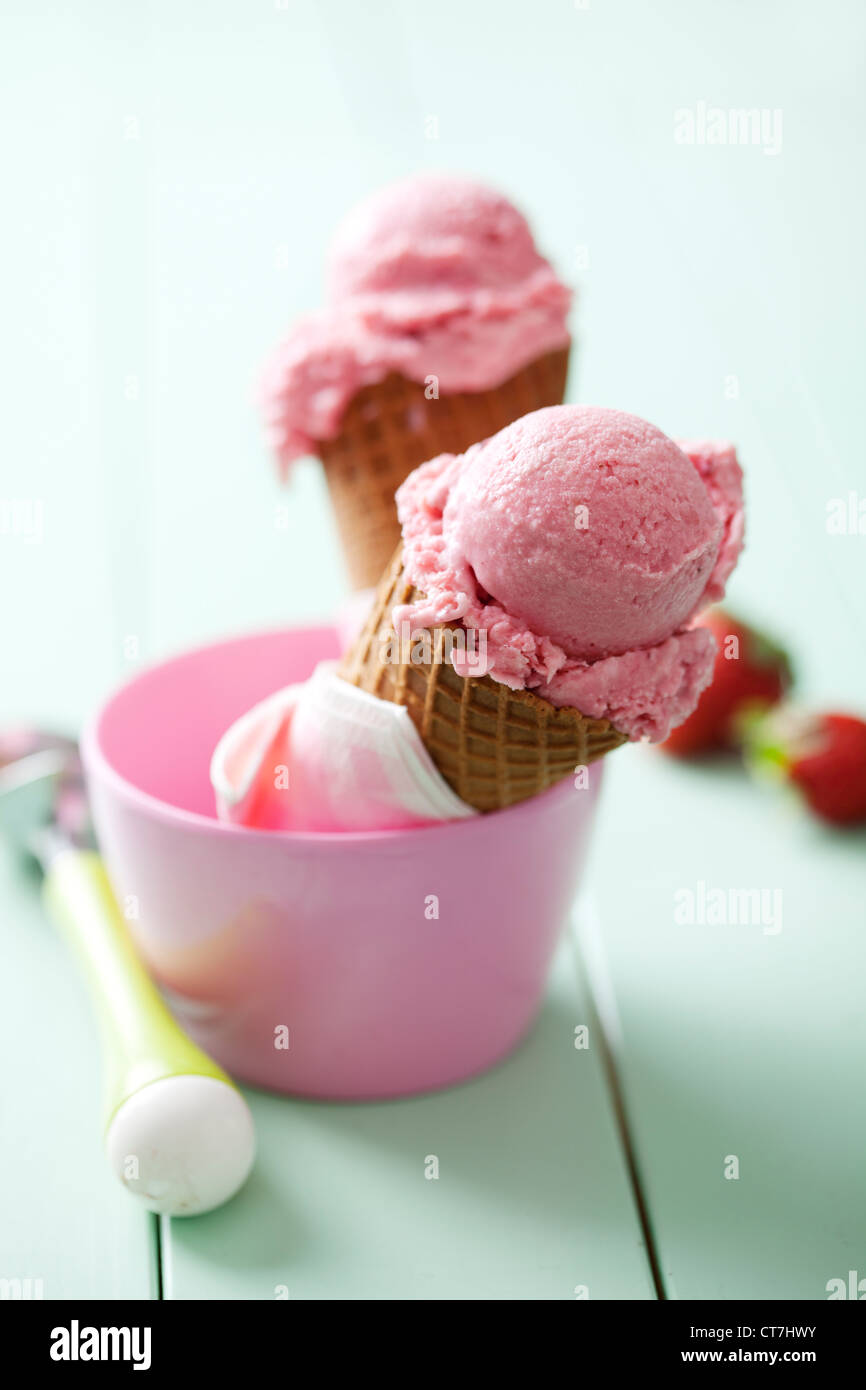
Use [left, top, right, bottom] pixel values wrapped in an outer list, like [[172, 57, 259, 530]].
[[581, 748, 866, 1301]]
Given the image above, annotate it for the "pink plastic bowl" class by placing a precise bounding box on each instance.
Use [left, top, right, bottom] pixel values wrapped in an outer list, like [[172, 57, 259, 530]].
[[83, 627, 602, 1100]]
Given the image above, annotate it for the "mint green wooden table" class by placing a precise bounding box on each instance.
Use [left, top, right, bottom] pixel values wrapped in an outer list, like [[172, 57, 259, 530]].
[[1, 0, 864, 1303], [0, 846, 655, 1299], [585, 753, 866, 1301]]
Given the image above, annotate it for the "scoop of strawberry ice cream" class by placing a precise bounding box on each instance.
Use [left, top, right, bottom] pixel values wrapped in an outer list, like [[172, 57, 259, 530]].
[[393, 405, 744, 742], [261, 174, 571, 473], [326, 174, 558, 309]]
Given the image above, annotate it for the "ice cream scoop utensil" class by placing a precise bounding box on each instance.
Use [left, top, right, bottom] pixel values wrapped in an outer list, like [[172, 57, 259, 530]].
[[0, 738, 255, 1216]]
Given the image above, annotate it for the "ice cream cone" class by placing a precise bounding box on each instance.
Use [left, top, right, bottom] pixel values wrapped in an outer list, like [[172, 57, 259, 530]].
[[338, 543, 627, 812], [318, 345, 569, 590]]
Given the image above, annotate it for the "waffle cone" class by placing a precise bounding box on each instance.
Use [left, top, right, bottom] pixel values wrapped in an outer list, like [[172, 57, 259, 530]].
[[318, 345, 570, 590], [338, 545, 628, 813]]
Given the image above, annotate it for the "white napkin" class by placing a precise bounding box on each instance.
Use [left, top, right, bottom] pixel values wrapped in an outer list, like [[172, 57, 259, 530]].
[[210, 661, 476, 832]]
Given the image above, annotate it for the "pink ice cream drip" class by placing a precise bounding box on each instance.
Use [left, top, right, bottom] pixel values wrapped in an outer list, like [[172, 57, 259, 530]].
[[393, 405, 745, 742], [261, 174, 572, 475]]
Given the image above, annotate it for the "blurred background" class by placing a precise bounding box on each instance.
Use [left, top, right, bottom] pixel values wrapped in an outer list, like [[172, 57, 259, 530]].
[[1, 0, 864, 1301], [2, 0, 864, 725]]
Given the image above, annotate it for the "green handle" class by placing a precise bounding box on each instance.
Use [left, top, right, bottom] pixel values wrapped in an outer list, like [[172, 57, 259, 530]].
[[43, 849, 232, 1131]]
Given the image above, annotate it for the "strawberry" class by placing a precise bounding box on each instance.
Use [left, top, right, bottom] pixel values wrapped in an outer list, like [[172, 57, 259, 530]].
[[748, 707, 866, 827], [662, 609, 793, 757]]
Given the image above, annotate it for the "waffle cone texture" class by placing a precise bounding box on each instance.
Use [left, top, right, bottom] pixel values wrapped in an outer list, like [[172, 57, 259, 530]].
[[338, 545, 628, 813], [318, 345, 570, 590]]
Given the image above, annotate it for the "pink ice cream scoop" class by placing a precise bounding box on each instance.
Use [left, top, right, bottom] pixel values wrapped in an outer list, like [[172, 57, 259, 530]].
[[326, 174, 560, 307], [393, 405, 744, 742], [261, 174, 572, 473]]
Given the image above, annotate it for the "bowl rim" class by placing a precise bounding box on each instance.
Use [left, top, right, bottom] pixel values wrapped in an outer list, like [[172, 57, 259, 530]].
[[82, 624, 589, 848]]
